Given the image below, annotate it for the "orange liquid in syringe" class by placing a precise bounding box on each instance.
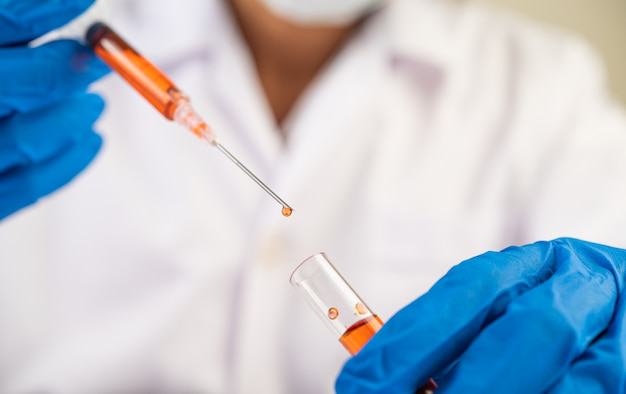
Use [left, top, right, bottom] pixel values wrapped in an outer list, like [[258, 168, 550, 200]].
[[86, 22, 184, 120], [339, 315, 384, 355]]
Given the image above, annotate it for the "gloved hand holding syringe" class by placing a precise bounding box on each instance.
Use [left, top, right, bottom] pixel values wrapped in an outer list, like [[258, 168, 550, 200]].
[[85, 21, 293, 217]]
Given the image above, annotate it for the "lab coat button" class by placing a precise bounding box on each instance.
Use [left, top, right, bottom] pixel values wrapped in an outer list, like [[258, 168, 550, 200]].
[[259, 234, 286, 266]]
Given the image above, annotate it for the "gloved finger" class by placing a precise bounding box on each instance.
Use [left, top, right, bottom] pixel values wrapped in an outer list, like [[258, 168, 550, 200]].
[[0, 0, 95, 46], [336, 239, 626, 394], [336, 241, 560, 394], [0, 40, 109, 116], [0, 130, 102, 220], [547, 289, 626, 393], [0, 93, 105, 172], [435, 243, 619, 393]]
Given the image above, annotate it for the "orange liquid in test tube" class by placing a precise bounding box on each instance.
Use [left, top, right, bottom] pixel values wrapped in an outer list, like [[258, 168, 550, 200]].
[[339, 315, 384, 355]]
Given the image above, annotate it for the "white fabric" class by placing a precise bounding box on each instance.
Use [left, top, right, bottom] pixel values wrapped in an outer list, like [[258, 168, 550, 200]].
[[1, 0, 626, 392]]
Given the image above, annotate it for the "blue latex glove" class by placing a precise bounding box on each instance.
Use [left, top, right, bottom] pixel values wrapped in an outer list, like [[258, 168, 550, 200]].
[[336, 238, 626, 393], [0, 0, 109, 220]]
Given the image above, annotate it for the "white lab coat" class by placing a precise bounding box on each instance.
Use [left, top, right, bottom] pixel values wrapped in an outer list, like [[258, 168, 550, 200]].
[[1, 0, 625, 392]]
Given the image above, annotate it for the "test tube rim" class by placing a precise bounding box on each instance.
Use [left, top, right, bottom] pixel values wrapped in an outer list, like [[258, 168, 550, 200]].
[[290, 252, 371, 314], [289, 252, 328, 286]]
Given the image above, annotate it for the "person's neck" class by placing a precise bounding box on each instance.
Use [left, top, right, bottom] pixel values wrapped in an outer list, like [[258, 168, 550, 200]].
[[228, 0, 360, 130]]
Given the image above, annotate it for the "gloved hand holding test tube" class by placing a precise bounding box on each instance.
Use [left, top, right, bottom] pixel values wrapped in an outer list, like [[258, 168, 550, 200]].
[[85, 22, 293, 217], [290, 253, 438, 394]]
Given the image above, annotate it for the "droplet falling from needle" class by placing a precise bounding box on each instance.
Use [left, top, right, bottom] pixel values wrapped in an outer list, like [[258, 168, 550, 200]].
[[213, 142, 293, 217]]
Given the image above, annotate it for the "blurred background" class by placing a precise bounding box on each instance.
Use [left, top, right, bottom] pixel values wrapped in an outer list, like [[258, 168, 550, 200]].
[[476, 0, 626, 106]]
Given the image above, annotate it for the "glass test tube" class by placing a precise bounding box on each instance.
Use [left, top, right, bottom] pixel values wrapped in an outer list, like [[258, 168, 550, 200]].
[[290, 253, 382, 354], [290, 253, 437, 393]]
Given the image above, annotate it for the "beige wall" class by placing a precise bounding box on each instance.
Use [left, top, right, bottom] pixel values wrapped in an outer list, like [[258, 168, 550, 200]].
[[474, 0, 626, 106]]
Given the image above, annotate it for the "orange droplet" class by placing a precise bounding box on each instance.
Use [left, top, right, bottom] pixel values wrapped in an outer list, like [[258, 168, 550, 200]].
[[328, 307, 339, 320], [282, 206, 293, 217], [355, 302, 368, 315]]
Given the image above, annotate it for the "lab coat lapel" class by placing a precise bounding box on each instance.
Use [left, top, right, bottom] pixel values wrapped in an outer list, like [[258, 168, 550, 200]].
[[206, 3, 283, 173], [276, 19, 388, 206]]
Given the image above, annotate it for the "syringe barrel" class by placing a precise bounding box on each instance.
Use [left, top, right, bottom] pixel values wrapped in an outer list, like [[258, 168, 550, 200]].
[[86, 22, 184, 120]]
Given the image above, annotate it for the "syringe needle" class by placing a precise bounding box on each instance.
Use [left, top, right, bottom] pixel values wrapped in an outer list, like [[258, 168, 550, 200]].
[[214, 142, 294, 217]]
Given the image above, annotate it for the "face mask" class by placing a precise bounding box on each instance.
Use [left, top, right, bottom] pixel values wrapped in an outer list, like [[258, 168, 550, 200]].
[[258, 0, 386, 26]]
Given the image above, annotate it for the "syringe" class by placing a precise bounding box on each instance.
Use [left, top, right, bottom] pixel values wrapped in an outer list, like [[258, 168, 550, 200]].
[[86, 22, 293, 217]]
